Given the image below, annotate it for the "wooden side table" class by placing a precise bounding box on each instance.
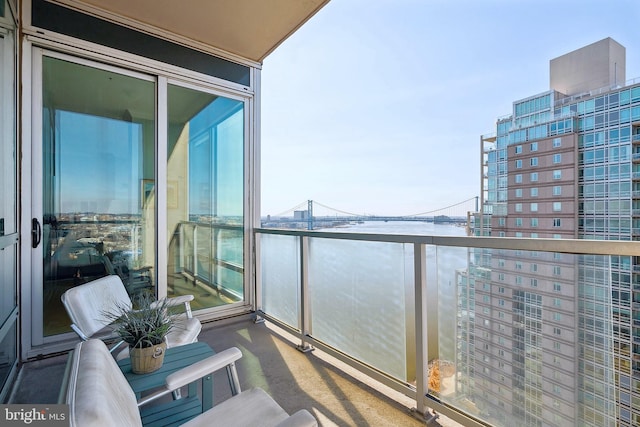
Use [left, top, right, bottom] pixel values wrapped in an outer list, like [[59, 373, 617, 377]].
[[118, 342, 215, 414]]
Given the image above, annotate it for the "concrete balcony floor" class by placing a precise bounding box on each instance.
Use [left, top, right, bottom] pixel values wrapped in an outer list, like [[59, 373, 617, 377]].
[[10, 318, 461, 426]]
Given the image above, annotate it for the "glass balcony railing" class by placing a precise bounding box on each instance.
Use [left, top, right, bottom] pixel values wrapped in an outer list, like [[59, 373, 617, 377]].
[[256, 228, 636, 427], [168, 221, 244, 309]]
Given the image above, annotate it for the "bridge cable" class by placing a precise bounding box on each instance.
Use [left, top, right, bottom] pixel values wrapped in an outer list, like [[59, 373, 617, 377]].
[[312, 200, 364, 217], [270, 201, 309, 218], [272, 197, 477, 219], [405, 196, 477, 217]]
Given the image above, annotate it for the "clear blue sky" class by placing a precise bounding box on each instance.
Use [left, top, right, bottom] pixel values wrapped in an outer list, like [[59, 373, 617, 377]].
[[260, 0, 640, 217]]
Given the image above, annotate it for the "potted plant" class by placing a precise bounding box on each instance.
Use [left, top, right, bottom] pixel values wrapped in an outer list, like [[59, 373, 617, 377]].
[[107, 292, 174, 374]]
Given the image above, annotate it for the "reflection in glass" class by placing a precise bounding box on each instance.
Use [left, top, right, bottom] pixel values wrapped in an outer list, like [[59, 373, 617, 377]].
[[0, 245, 16, 330], [167, 84, 244, 310], [454, 248, 616, 427], [0, 31, 16, 237], [0, 323, 17, 390], [42, 57, 155, 336]]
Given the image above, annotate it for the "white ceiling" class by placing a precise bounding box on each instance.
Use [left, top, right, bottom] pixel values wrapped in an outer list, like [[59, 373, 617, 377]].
[[51, 0, 330, 63]]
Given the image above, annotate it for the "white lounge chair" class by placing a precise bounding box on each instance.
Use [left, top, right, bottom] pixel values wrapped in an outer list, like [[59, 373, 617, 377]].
[[61, 274, 201, 360], [65, 339, 318, 427]]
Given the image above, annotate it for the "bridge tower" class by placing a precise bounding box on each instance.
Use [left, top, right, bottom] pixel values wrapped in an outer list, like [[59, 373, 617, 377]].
[[307, 199, 313, 230]]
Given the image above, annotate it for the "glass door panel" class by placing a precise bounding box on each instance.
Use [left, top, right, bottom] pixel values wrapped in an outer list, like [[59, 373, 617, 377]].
[[167, 84, 244, 310], [40, 56, 155, 336]]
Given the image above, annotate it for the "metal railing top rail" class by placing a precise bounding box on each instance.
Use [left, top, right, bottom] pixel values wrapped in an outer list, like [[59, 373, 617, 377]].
[[178, 220, 243, 231], [255, 227, 640, 256]]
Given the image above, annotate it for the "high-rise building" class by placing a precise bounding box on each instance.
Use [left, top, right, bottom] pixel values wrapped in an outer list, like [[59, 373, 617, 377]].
[[463, 38, 639, 426]]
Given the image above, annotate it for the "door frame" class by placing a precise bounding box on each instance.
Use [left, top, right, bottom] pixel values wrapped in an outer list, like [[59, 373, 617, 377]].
[[26, 47, 159, 356], [0, 17, 20, 401], [164, 77, 254, 321], [21, 43, 257, 359]]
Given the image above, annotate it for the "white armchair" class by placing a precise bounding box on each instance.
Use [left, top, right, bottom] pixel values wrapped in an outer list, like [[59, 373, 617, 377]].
[[65, 339, 318, 427], [61, 275, 201, 359]]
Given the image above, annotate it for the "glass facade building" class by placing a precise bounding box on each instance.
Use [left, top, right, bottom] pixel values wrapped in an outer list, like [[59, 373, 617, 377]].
[[467, 38, 640, 426]]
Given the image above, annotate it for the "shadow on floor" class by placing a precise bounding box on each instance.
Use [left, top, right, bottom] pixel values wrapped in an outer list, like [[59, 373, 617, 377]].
[[10, 317, 453, 426]]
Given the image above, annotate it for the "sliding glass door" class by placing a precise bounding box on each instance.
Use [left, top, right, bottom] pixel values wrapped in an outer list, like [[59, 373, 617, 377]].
[[34, 52, 156, 339], [166, 83, 245, 311], [30, 49, 251, 351]]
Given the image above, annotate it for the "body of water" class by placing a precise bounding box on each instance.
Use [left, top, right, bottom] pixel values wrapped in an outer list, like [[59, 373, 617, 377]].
[[320, 220, 467, 237]]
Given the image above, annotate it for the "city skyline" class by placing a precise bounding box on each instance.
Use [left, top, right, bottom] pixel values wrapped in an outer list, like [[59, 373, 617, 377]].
[[260, 0, 640, 217]]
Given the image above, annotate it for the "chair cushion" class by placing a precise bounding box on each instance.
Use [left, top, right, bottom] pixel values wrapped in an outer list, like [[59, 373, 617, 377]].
[[67, 340, 142, 427], [61, 275, 132, 338], [274, 410, 318, 427], [166, 317, 202, 347], [181, 388, 289, 427]]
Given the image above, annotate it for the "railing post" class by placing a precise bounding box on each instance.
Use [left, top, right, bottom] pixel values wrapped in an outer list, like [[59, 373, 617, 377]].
[[192, 224, 198, 284], [212, 226, 219, 286], [414, 242, 431, 419], [254, 231, 264, 323], [298, 235, 313, 352], [178, 222, 184, 273]]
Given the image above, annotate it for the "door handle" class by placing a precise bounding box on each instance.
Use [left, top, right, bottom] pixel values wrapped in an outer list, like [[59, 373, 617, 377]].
[[32, 218, 41, 248]]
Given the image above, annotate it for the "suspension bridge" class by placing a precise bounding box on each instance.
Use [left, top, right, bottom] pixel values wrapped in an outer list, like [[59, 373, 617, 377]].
[[262, 197, 478, 230]]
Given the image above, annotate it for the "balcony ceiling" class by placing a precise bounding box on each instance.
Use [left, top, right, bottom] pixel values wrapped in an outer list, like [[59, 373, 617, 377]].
[[52, 0, 330, 63]]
